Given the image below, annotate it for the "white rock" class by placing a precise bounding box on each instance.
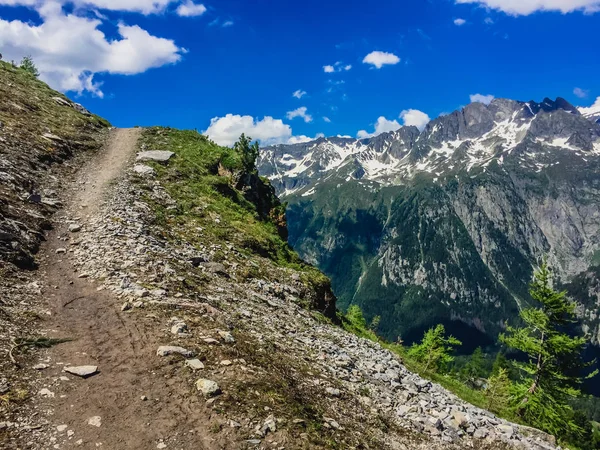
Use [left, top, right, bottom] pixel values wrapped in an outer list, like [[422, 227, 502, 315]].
[[218, 331, 235, 343], [185, 359, 205, 371], [136, 151, 175, 164], [33, 363, 49, 370], [170, 322, 188, 335], [132, 164, 156, 176], [325, 387, 341, 397], [63, 365, 99, 378], [133, 289, 149, 298], [87, 416, 102, 427], [68, 224, 82, 233], [39, 388, 55, 398], [195, 378, 221, 397], [156, 346, 193, 357]]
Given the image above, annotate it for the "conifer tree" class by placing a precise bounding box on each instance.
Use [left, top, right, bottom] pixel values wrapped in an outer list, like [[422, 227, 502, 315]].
[[19, 56, 39, 77], [346, 304, 367, 329], [500, 260, 597, 436], [234, 133, 259, 173], [491, 351, 509, 376], [408, 324, 461, 373], [461, 346, 488, 385], [485, 368, 511, 414]]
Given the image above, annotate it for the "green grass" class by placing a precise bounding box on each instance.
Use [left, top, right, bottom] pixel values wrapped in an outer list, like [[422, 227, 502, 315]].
[[0, 61, 110, 140], [138, 127, 334, 302], [140, 128, 294, 261]]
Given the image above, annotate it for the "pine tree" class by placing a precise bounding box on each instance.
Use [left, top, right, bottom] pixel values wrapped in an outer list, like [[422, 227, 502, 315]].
[[485, 368, 511, 414], [370, 315, 381, 331], [407, 324, 461, 373], [233, 133, 259, 173], [491, 351, 509, 376], [461, 346, 488, 386], [346, 304, 367, 330], [19, 55, 39, 77], [500, 260, 597, 436]]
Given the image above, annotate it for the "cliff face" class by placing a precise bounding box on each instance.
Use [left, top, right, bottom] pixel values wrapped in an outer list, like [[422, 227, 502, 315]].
[[260, 97, 600, 346]]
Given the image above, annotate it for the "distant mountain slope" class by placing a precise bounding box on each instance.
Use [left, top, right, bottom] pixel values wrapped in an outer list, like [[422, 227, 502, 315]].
[[578, 98, 600, 124], [258, 97, 600, 346]]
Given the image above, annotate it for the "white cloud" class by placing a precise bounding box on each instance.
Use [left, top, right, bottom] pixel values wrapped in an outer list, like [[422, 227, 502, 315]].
[[357, 116, 401, 139], [578, 97, 600, 115], [286, 106, 313, 123], [323, 116, 331, 123], [205, 114, 293, 146], [400, 109, 431, 131], [0, 0, 181, 15], [323, 62, 352, 73], [573, 87, 589, 98], [455, 0, 600, 16], [454, 18, 467, 25], [484, 17, 494, 23], [292, 89, 307, 99], [362, 51, 400, 69], [287, 133, 325, 144], [175, 1, 206, 17], [222, 20, 234, 27], [0, 7, 183, 97], [470, 93, 495, 105]]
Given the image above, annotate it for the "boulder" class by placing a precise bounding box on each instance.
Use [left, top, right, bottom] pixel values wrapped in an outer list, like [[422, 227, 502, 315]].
[[136, 151, 175, 164], [195, 378, 221, 397]]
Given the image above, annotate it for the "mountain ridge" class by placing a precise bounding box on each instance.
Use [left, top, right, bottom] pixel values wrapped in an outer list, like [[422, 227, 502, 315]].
[[258, 96, 600, 347]]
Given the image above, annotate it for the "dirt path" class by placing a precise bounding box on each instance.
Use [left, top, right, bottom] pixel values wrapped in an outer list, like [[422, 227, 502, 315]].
[[22, 129, 224, 449], [71, 128, 141, 219]]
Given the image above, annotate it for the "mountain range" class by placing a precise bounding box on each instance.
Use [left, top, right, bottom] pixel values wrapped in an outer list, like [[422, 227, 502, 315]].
[[258, 97, 600, 348]]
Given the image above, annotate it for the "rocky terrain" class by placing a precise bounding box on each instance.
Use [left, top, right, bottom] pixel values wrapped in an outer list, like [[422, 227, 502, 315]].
[[0, 61, 110, 440], [259, 98, 600, 347], [0, 65, 559, 449]]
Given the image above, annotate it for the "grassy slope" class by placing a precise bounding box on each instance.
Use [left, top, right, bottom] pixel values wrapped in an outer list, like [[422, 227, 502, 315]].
[[138, 127, 336, 317]]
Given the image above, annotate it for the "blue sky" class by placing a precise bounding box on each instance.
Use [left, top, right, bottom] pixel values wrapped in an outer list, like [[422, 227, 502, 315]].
[[1, 0, 599, 144]]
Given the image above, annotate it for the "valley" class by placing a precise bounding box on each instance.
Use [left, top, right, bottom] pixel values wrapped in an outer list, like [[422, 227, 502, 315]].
[[258, 97, 600, 348]]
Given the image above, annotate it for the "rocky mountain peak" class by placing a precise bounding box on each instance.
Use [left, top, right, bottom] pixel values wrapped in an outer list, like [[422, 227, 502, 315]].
[[259, 96, 600, 197]]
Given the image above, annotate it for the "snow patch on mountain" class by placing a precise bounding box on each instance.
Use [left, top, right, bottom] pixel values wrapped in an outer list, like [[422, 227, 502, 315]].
[[259, 97, 600, 197]]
